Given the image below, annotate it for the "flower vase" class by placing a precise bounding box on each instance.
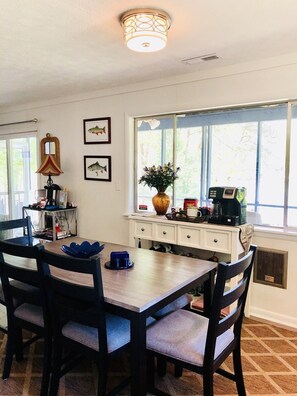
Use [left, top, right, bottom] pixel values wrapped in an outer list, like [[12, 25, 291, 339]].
[[152, 192, 170, 215]]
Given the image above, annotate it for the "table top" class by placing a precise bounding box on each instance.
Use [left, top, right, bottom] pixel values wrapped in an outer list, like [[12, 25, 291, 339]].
[[5, 237, 216, 314], [45, 237, 216, 313]]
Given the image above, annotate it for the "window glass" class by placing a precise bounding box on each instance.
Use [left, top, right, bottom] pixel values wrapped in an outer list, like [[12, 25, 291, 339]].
[[0, 140, 8, 218], [288, 104, 297, 227], [0, 134, 37, 220], [210, 123, 257, 204], [257, 120, 286, 227], [136, 117, 173, 212], [175, 116, 203, 208]]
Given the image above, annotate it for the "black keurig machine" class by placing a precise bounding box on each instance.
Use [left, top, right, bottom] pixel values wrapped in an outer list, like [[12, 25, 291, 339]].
[[208, 186, 247, 226]]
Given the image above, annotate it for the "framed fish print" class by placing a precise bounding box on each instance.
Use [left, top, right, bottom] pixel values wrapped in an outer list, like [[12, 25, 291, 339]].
[[84, 155, 112, 182], [83, 117, 111, 144]]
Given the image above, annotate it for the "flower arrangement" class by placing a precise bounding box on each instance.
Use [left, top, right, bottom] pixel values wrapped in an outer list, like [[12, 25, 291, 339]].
[[139, 162, 180, 192]]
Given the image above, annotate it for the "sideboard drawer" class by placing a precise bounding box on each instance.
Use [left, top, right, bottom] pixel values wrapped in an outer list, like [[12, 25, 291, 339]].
[[155, 223, 176, 244], [134, 221, 153, 239], [204, 230, 231, 253], [178, 226, 201, 247]]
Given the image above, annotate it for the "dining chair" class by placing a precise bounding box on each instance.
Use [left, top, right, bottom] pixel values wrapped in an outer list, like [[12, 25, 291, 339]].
[[0, 240, 51, 396], [37, 248, 132, 396], [146, 245, 256, 396], [152, 293, 193, 378], [0, 216, 35, 333], [0, 216, 33, 245]]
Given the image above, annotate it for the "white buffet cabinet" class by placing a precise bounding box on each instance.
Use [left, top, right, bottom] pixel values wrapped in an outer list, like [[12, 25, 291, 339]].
[[128, 214, 244, 261], [128, 214, 249, 314]]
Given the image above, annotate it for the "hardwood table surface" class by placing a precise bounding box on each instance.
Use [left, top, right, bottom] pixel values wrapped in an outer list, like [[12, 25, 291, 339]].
[[43, 236, 217, 313]]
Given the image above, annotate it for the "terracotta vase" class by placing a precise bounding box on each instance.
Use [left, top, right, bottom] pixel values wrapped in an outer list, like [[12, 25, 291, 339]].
[[152, 191, 170, 215]]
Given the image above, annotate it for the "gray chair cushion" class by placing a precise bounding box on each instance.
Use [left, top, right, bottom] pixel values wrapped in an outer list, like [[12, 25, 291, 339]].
[[0, 280, 39, 304], [146, 316, 157, 327], [152, 294, 192, 319], [14, 303, 44, 327], [62, 313, 131, 353], [147, 309, 234, 367]]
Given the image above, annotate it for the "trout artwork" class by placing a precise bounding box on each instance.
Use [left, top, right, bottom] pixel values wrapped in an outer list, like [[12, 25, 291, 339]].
[[88, 125, 106, 135], [84, 156, 111, 182], [84, 117, 111, 144], [87, 161, 107, 176]]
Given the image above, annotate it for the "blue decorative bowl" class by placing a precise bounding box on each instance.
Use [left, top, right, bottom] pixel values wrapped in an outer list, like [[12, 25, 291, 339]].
[[61, 241, 104, 258]]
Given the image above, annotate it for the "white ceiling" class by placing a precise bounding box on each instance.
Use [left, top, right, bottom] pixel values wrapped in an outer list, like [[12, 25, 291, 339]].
[[1, 0, 297, 108]]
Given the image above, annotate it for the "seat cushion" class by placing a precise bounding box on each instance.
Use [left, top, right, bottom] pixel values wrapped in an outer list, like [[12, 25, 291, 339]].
[[147, 309, 234, 367], [62, 312, 131, 354], [0, 280, 39, 305], [14, 303, 44, 327], [152, 294, 192, 319], [146, 316, 157, 327]]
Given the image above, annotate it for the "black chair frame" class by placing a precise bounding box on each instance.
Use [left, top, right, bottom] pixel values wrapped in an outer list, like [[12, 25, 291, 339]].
[[0, 240, 51, 396], [37, 249, 130, 396], [0, 216, 33, 246], [147, 245, 256, 396], [0, 216, 34, 334]]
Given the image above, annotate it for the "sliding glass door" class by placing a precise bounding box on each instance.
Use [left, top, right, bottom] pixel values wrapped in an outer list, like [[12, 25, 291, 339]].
[[0, 133, 38, 221]]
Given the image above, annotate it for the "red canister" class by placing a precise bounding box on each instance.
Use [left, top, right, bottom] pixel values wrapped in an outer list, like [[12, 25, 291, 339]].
[[183, 198, 198, 210]]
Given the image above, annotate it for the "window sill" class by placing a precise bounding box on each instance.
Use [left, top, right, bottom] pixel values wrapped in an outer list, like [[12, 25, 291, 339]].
[[254, 225, 297, 241]]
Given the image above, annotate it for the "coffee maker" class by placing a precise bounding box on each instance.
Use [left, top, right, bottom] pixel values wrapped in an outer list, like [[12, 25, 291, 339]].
[[208, 187, 247, 226]]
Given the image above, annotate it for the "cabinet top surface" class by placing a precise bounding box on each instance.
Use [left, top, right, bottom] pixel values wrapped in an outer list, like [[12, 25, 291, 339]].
[[128, 214, 241, 233]]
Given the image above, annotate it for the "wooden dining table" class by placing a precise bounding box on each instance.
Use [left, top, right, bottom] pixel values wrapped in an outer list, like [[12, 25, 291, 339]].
[[10, 236, 217, 396]]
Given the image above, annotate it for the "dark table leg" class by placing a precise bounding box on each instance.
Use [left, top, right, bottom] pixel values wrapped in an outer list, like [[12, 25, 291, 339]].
[[130, 312, 147, 396], [203, 268, 216, 316]]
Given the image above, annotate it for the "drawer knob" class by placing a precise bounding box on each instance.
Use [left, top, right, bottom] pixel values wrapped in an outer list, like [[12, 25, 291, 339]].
[[187, 235, 191, 239], [163, 231, 167, 235], [214, 238, 218, 243], [141, 228, 145, 232]]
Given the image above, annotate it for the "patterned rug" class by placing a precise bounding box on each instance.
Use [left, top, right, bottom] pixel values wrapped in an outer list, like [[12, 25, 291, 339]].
[[0, 317, 296, 395]]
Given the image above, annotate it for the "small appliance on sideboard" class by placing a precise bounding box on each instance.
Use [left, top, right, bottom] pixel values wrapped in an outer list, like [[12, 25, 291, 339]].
[[208, 186, 247, 226]]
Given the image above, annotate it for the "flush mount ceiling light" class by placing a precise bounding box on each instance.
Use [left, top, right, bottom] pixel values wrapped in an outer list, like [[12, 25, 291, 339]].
[[120, 8, 171, 53]]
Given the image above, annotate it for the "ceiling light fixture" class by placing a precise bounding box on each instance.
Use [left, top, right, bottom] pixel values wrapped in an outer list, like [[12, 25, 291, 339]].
[[120, 8, 171, 53]]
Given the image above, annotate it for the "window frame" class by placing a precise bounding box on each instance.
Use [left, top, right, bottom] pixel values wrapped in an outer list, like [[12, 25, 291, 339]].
[[134, 100, 296, 230]]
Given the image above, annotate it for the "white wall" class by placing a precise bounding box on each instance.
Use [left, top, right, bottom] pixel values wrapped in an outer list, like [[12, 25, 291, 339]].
[[1, 53, 297, 328]]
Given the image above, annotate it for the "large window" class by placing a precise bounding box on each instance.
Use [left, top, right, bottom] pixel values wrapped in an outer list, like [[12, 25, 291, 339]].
[[0, 133, 38, 221], [135, 101, 297, 229]]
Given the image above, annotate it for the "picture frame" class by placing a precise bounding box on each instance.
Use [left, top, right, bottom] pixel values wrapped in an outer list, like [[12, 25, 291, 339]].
[[56, 190, 68, 208], [84, 155, 112, 182], [83, 117, 111, 144]]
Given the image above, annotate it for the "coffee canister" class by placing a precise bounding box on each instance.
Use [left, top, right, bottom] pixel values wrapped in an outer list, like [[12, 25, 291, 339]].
[[183, 198, 198, 210]]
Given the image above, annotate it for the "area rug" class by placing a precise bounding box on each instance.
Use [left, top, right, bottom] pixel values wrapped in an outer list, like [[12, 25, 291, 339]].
[[0, 317, 296, 395]]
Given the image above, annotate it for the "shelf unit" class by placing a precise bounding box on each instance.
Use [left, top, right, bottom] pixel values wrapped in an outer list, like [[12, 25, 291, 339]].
[[22, 206, 77, 241]]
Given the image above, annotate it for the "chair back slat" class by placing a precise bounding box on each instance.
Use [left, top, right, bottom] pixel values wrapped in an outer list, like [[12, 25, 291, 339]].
[[217, 303, 242, 336], [220, 278, 247, 309], [0, 216, 33, 245], [1, 262, 41, 306], [204, 245, 256, 365]]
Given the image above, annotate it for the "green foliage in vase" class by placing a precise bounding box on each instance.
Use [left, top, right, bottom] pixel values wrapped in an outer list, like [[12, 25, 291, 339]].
[[139, 162, 180, 193]]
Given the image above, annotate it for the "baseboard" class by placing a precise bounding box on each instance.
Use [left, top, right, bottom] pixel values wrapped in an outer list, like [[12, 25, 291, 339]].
[[249, 306, 297, 330]]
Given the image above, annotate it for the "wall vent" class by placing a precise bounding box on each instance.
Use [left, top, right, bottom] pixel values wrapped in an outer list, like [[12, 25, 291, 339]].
[[253, 247, 288, 289], [181, 53, 219, 65]]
